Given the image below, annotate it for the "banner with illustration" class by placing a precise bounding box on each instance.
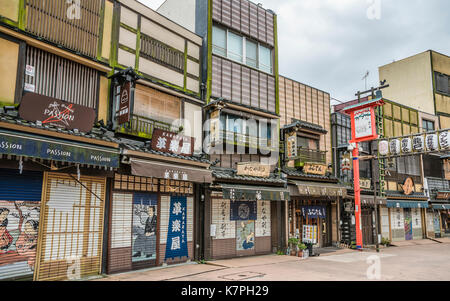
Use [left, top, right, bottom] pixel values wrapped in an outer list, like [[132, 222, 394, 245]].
[[165, 196, 188, 260], [230, 201, 257, 221], [132, 193, 158, 262], [0, 200, 40, 280], [236, 221, 255, 251]]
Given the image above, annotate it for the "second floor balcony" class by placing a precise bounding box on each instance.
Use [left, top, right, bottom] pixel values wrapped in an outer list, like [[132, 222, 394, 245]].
[[211, 130, 277, 152], [117, 114, 180, 140], [286, 147, 327, 165]]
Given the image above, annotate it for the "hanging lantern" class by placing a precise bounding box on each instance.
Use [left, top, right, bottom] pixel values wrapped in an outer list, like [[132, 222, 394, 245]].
[[389, 139, 400, 155], [379, 140, 389, 156], [439, 131, 450, 150], [412, 135, 424, 152], [426, 134, 439, 151], [401, 137, 412, 153]]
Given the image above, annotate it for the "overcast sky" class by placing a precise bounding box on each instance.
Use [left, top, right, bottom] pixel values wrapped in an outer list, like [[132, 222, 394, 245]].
[[138, 0, 450, 105]]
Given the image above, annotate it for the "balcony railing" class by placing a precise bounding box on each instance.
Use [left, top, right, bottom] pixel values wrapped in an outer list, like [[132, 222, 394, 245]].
[[211, 130, 277, 151], [294, 148, 327, 164], [117, 114, 179, 140]]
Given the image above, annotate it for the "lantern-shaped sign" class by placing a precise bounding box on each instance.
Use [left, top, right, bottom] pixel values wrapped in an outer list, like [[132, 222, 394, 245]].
[[341, 152, 352, 171], [426, 134, 439, 151], [401, 138, 412, 153], [412, 135, 424, 152], [379, 140, 389, 156], [390, 139, 400, 155], [439, 131, 450, 150]]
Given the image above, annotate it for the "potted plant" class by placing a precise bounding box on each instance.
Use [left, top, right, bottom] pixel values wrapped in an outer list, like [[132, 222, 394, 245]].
[[288, 237, 299, 256], [297, 243, 308, 257], [381, 237, 391, 247]]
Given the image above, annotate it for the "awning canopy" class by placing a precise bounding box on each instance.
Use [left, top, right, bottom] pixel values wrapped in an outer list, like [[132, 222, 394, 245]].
[[221, 184, 289, 201], [288, 180, 347, 198], [346, 195, 387, 205], [130, 158, 213, 183], [386, 200, 429, 209], [432, 203, 450, 210], [0, 129, 119, 169]]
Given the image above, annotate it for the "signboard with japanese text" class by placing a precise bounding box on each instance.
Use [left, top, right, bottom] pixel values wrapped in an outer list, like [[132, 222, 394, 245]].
[[236, 162, 270, 178], [256, 201, 271, 237], [151, 128, 195, 157], [286, 132, 297, 159], [164, 196, 188, 260], [360, 178, 372, 190], [303, 163, 327, 176], [118, 81, 131, 125], [354, 107, 374, 139], [301, 206, 326, 219]]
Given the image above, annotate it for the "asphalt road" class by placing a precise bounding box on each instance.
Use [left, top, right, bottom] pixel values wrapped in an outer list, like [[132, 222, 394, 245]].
[[97, 242, 450, 281]]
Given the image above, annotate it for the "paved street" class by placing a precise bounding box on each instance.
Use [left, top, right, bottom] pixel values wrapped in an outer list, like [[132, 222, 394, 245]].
[[97, 239, 450, 281]]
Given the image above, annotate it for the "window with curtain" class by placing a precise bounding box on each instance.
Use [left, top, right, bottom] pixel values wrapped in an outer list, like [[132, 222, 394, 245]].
[[259, 45, 272, 74], [227, 31, 243, 62], [212, 26, 226, 57], [246, 40, 257, 69]]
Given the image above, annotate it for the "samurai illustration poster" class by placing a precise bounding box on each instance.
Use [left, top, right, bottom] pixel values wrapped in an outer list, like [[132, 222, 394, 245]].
[[0, 201, 40, 279], [132, 193, 157, 262], [236, 221, 255, 251]]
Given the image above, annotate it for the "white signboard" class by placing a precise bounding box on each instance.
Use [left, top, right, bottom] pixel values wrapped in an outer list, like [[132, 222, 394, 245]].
[[25, 65, 35, 77], [401, 138, 412, 153], [24, 83, 35, 92], [354, 108, 373, 139], [302, 225, 317, 244]]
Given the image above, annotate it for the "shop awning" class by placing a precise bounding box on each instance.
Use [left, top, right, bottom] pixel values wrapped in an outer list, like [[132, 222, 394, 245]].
[[130, 158, 213, 183], [221, 184, 290, 201], [288, 180, 347, 198], [432, 203, 450, 210], [0, 129, 119, 169], [346, 195, 387, 205], [386, 200, 429, 209]]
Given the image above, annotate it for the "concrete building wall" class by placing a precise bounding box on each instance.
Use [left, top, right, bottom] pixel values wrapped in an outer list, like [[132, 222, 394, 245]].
[[157, 0, 197, 33], [379, 51, 434, 115]]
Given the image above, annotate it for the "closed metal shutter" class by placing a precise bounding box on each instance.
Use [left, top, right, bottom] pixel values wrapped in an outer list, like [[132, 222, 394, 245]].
[[411, 208, 423, 240], [34, 172, 105, 281], [390, 208, 405, 242], [107, 193, 132, 273], [0, 169, 43, 280], [380, 207, 390, 239]]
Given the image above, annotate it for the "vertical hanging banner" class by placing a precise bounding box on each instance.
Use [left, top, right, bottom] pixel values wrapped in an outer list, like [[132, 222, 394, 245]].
[[165, 196, 188, 260], [118, 81, 131, 125]]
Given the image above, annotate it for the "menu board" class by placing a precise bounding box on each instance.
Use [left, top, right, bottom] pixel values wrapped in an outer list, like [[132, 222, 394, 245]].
[[302, 225, 318, 244]]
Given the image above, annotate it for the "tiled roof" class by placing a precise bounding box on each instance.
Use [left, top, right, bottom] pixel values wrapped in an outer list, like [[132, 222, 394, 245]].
[[282, 168, 338, 182], [282, 119, 328, 134], [121, 140, 211, 164], [212, 167, 286, 185], [385, 191, 428, 200], [0, 108, 119, 144], [206, 97, 279, 117]]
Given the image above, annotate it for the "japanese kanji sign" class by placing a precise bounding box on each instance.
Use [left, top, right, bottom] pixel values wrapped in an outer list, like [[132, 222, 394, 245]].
[[300, 206, 327, 219], [165, 196, 188, 261], [151, 128, 195, 157]]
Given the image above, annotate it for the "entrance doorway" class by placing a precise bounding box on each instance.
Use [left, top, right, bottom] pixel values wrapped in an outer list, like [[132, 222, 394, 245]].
[[404, 208, 413, 241], [362, 207, 374, 245]]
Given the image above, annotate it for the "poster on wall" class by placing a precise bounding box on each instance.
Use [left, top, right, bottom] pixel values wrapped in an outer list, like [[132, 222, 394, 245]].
[[165, 196, 188, 260], [302, 225, 317, 244], [132, 193, 158, 262], [0, 201, 40, 279], [230, 201, 257, 221], [236, 221, 255, 251]]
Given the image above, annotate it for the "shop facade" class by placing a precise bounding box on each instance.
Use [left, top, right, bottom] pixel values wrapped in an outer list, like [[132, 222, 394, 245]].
[[106, 148, 212, 273]]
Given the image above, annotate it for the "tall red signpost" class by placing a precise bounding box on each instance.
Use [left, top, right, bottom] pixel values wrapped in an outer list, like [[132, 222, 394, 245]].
[[343, 98, 385, 249]]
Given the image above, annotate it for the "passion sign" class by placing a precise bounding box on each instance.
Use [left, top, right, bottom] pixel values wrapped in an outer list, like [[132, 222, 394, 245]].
[[19, 93, 96, 133]]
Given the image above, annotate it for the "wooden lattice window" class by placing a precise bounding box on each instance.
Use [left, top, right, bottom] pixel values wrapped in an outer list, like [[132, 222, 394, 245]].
[[114, 174, 158, 192], [140, 34, 185, 73]]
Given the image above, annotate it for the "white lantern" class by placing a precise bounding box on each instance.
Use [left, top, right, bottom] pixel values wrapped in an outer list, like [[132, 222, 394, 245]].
[[426, 134, 438, 151], [412, 135, 424, 152], [379, 140, 389, 156], [439, 131, 450, 150], [389, 139, 400, 155], [401, 138, 412, 153]]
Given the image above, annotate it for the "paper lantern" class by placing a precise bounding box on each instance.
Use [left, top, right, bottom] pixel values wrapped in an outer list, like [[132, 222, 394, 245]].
[[379, 140, 389, 156], [426, 134, 438, 151], [389, 139, 400, 155], [439, 131, 450, 150], [401, 138, 412, 153], [412, 136, 424, 152]]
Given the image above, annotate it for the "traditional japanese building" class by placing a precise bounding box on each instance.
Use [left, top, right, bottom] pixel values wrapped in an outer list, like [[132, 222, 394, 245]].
[[158, 0, 290, 259]]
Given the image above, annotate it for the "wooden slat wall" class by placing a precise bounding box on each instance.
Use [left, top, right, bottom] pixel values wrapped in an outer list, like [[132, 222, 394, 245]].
[[25, 46, 99, 109], [25, 0, 101, 58], [211, 55, 276, 113], [279, 76, 332, 164], [212, 0, 275, 47]]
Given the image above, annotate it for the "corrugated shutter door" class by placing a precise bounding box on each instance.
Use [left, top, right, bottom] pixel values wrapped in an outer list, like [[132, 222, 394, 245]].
[[0, 169, 43, 280], [159, 195, 170, 246], [35, 173, 105, 281], [108, 193, 132, 273], [390, 208, 405, 242], [411, 208, 422, 239]]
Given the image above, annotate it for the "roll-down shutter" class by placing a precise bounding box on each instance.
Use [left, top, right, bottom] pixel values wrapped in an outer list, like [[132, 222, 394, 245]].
[[35, 172, 106, 281]]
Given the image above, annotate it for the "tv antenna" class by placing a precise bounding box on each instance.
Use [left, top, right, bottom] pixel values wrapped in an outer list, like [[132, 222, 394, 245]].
[[362, 71, 370, 90]]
